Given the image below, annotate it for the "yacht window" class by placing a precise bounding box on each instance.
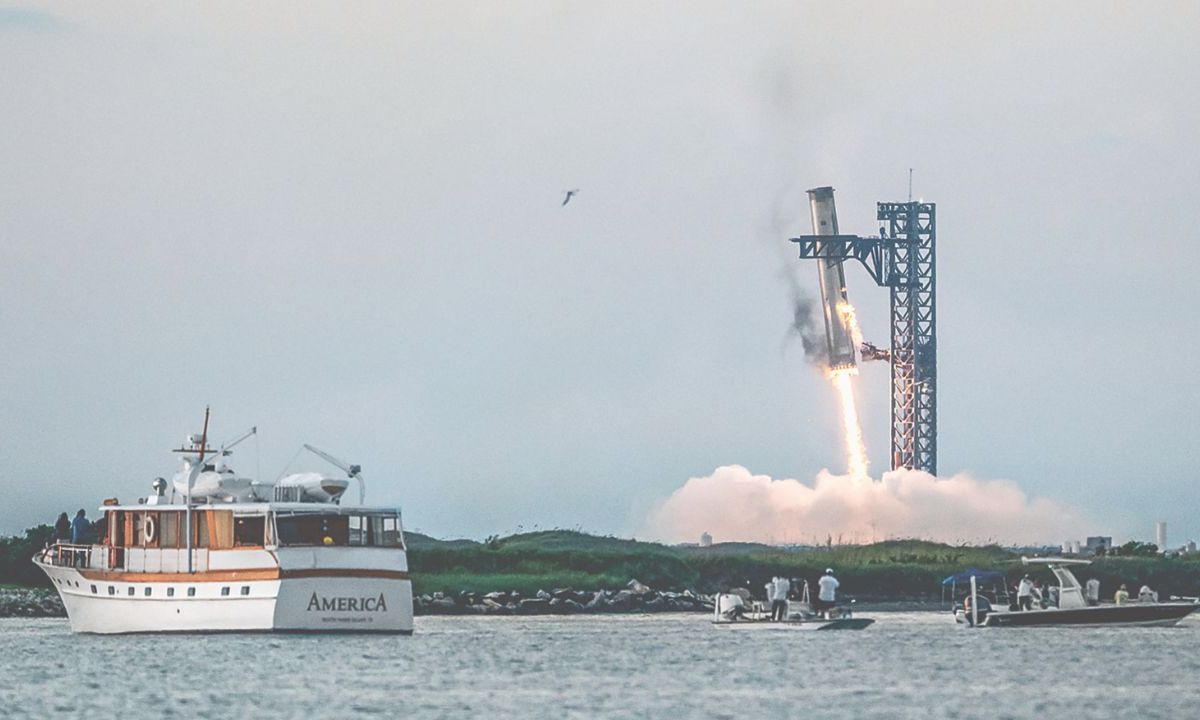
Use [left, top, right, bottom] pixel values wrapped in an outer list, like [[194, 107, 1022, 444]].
[[167, 587, 175, 597], [349, 515, 365, 545], [90, 585, 97, 594], [159, 512, 180, 548], [221, 586, 230, 596], [234, 516, 265, 547], [194, 512, 210, 548], [187, 587, 196, 597], [275, 515, 350, 547], [144, 587, 152, 597], [240, 586, 250, 596], [108, 586, 115, 595], [128, 586, 135, 596], [381, 516, 401, 547]]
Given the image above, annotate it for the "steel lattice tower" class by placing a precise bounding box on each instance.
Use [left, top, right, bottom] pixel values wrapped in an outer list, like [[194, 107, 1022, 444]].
[[791, 198, 937, 474]]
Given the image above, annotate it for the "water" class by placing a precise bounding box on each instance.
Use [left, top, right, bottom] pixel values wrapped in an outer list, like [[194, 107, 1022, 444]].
[[3, 612, 1199, 719]]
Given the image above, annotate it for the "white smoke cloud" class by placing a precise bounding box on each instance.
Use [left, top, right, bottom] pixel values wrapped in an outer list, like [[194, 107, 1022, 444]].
[[645, 465, 1085, 545]]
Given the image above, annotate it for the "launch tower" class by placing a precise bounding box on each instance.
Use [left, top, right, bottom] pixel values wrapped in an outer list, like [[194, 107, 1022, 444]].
[[790, 192, 937, 474]]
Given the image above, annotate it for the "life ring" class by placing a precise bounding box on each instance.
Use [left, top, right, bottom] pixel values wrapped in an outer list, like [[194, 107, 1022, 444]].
[[143, 515, 156, 544]]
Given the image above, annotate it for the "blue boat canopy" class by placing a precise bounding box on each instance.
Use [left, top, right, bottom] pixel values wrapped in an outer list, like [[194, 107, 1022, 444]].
[[941, 569, 1006, 586]]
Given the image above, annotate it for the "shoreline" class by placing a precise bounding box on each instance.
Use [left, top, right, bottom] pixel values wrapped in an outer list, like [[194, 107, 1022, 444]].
[[0, 586, 947, 620]]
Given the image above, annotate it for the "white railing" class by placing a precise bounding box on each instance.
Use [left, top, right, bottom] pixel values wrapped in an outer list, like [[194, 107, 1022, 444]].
[[41, 543, 208, 573]]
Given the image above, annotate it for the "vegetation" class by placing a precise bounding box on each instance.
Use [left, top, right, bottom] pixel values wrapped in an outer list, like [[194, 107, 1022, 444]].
[[0, 525, 53, 589], [6, 525, 1200, 602]]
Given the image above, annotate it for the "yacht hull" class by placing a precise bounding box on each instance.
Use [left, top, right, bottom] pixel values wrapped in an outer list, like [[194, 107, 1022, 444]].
[[37, 562, 414, 634]]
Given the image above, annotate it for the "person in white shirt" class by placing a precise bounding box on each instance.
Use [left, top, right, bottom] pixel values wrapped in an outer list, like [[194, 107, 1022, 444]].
[[1084, 577, 1101, 606], [1138, 585, 1158, 603], [772, 576, 790, 621], [1016, 575, 1034, 611], [817, 568, 840, 617]]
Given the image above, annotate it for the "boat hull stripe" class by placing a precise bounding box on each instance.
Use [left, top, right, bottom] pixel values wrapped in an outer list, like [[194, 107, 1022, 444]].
[[77, 569, 410, 583]]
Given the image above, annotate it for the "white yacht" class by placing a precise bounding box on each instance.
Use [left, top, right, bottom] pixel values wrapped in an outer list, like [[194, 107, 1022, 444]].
[[34, 413, 414, 634]]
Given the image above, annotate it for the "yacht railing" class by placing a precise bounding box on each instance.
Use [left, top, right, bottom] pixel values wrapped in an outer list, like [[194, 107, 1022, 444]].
[[39, 542, 210, 573], [39, 543, 105, 570]]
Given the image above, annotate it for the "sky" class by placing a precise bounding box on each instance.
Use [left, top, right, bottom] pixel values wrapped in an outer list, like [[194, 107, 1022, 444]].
[[1, 2, 1197, 544]]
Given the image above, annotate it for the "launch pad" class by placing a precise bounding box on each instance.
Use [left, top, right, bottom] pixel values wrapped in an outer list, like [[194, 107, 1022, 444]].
[[791, 189, 937, 475]]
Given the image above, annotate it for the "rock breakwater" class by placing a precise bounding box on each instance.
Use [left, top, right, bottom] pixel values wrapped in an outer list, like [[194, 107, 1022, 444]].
[[0, 588, 65, 618], [415, 580, 715, 616]]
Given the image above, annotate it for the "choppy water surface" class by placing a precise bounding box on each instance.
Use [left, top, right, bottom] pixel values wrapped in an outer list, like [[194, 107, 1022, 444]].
[[3, 612, 1199, 719]]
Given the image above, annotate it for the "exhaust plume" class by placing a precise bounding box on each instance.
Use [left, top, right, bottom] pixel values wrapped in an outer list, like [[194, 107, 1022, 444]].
[[645, 465, 1084, 545], [789, 291, 826, 364]]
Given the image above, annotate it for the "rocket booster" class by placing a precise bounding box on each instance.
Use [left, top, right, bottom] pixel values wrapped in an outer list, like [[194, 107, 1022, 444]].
[[807, 186, 857, 371]]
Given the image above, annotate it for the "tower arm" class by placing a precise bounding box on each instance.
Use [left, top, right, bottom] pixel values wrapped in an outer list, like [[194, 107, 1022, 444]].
[[790, 234, 889, 286]]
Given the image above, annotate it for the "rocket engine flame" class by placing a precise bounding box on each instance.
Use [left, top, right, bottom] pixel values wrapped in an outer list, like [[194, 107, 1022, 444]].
[[836, 302, 864, 349], [830, 368, 869, 479], [822, 300, 868, 477]]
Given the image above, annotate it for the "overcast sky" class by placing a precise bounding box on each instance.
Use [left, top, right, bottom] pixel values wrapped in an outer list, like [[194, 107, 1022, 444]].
[[2, 2, 1197, 544]]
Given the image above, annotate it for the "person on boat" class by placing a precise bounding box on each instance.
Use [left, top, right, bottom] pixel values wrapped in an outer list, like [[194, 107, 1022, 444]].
[[817, 568, 839, 617], [53, 513, 71, 544], [1085, 577, 1101, 606], [1030, 580, 1045, 609], [1114, 584, 1130, 605], [1138, 585, 1158, 603], [70, 509, 91, 544], [1016, 574, 1034, 611], [962, 593, 992, 626], [772, 576, 790, 621]]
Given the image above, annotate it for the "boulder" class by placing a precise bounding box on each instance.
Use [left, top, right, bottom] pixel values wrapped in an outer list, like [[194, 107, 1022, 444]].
[[519, 598, 550, 614]]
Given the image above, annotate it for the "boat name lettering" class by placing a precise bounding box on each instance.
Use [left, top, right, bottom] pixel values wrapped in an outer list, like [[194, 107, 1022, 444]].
[[306, 592, 388, 613]]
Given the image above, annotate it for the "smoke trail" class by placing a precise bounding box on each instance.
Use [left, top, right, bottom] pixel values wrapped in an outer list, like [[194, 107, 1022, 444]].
[[645, 465, 1086, 545], [788, 290, 827, 364]]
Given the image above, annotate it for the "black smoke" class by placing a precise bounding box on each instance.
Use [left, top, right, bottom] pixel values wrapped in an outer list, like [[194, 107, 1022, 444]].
[[788, 290, 826, 364]]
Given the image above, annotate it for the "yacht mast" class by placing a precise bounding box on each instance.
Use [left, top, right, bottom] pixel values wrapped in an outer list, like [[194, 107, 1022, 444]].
[[186, 407, 210, 574]]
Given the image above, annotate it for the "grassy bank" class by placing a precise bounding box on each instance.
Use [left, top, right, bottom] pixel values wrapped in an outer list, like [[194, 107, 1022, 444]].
[[406, 531, 1019, 599], [6, 524, 1200, 602], [408, 531, 1200, 601]]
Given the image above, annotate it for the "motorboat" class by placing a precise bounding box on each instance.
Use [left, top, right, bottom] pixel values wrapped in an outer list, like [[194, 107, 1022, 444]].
[[711, 581, 874, 631], [34, 410, 414, 634], [958, 557, 1198, 628]]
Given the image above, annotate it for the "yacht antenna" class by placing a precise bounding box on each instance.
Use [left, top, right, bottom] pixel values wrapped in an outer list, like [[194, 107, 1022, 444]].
[[302, 443, 365, 504], [186, 406, 210, 574]]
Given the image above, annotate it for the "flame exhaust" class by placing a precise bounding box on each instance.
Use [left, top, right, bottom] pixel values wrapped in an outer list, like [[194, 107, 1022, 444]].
[[829, 367, 869, 479]]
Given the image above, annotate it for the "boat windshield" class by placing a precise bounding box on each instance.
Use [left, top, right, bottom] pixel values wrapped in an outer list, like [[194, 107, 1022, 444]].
[[273, 511, 404, 549]]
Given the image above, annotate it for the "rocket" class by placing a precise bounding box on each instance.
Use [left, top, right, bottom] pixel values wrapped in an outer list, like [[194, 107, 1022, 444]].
[[807, 186, 857, 371]]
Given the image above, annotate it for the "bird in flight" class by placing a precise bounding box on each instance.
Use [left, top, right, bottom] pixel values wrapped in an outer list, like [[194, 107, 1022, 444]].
[[561, 189, 580, 206]]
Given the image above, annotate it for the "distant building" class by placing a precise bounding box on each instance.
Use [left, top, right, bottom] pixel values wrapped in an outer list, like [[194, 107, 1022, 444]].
[[1085, 536, 1112, 554], [1187, 541, 1197, 555], [1156, 522, 1167, 552], [1061, 540, 1082, 555], [699, 532, 712, 547]]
